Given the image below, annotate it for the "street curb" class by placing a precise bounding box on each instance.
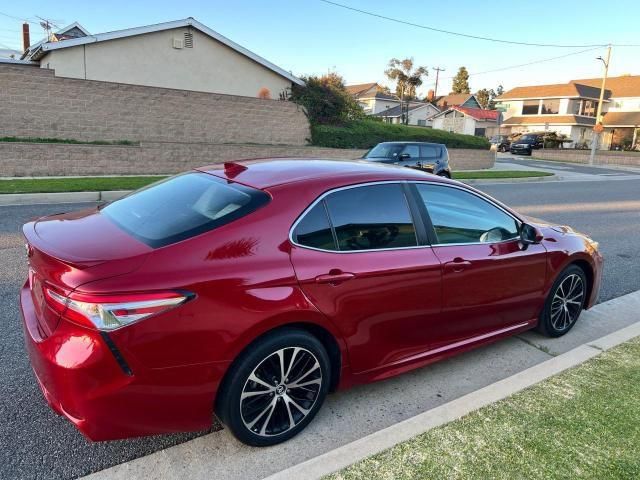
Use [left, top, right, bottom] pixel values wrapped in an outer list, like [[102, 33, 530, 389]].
[[264, 294, 640, 480], [0, 190, 130, 206], [461, 175, 559, 185]]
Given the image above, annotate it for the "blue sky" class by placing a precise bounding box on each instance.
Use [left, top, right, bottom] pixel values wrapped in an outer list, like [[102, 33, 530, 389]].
[[1, 0, 638, 96]]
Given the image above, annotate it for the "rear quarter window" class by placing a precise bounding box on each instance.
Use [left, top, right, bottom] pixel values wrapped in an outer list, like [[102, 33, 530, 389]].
[[101, 172, 269, 248]]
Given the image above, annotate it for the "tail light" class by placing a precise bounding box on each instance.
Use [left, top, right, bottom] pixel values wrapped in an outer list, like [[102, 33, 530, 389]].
[[43, 287, 192, 331]]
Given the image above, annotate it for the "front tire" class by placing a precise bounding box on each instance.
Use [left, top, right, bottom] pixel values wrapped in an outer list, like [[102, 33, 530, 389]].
[[216, 329, 330, 446], [536, 265, 587, 337]]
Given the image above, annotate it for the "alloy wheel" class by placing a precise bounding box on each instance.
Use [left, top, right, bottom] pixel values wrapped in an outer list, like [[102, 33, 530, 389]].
[[240, 347, 322, 437], [550, 273, 585, 331]]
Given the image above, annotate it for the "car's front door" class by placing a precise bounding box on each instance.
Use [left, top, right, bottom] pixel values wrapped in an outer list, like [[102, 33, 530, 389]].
[[397, 144, 420, 167], [412, 183, 547, 349], [289, 182, 442, 373]]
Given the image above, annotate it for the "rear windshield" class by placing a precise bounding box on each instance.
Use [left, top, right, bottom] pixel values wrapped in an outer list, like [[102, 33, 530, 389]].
[[102, 172, 269, 248], [365, 143, 404, 159]]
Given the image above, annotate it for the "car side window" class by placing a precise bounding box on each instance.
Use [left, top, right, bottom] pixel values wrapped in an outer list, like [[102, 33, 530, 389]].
[[324, 184, 418, 251], [402, 145, 420, 158], [420, 145, 440, 159], [416, 184, 519, 245], [292, 202, 337, 251]]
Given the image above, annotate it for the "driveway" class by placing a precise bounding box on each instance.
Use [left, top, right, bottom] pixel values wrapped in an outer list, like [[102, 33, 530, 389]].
[[2, 177, 639, 479]]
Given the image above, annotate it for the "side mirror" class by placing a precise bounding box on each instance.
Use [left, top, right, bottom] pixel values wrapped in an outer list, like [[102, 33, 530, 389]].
[[520, 223, 543, 245], [399, 153, 411, 159]]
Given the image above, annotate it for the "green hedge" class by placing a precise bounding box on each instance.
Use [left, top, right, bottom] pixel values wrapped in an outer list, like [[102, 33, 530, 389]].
[[310, 120, 490, 150]]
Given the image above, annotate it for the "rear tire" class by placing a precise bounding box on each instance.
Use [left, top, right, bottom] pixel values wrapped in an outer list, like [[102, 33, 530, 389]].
[[536, 265, 587, 337], [216, 329, 330, 446]]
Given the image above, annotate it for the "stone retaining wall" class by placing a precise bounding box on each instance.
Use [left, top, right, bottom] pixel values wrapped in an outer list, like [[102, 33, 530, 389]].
[[0, 142, 493, 176], [532, 149, 640, 166]]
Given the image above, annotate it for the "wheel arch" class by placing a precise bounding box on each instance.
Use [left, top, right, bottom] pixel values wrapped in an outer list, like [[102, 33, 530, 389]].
[[567, 258, 594, 308], [214, 320, 345, 413]]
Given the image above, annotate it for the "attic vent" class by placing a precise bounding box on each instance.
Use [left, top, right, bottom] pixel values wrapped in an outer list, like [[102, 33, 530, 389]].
[[172, 38, 183, 49], [184, 31, 193, 48]]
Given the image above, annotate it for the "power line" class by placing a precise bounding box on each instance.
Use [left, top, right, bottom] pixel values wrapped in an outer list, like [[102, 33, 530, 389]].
[[318, 0, 640, 48], [0, 11, 39, 25]]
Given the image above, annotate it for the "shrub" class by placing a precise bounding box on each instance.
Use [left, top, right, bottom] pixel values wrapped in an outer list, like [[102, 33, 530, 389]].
[[290, 74, 364, 125], [310, 120, 490, 150]]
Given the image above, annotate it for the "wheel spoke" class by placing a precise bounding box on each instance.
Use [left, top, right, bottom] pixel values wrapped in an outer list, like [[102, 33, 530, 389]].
[[291, 360, 319, 386], [284, 394, 311, 415], [283, 347, 300, 382], [276, 349, 286, 384], [248, 373, 274, 390], [247, 397, 276, 430], [289, 377, 322, 389]]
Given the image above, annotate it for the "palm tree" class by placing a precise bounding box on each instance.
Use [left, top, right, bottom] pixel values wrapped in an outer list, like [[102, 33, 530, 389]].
[[385, 58, 428, 124]]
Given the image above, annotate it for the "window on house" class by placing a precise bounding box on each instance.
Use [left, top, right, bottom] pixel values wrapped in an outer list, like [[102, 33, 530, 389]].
[[417, 119, 426, 126], [474, 128, 486, 137], [540, 99, 560, 114], [581, 100, 598, 117], [569, 100, 581, 115], [522, 100, 540, 115]]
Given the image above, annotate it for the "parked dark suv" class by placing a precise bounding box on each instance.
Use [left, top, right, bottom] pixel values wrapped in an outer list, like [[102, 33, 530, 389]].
[[363, 142, 451, 177], [510, 133, 544, 155], [490, 135, 511, 152]]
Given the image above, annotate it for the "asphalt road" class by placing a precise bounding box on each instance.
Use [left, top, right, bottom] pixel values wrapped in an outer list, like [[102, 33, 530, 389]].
[[1, 177, 639, 479]]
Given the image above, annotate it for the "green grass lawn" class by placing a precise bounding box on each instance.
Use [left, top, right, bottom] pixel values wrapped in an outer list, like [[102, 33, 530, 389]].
[[0, 176, 166, 194], [0, 171, 551, 194], [453, 170, 553, 180], [328, 337, 640, 480]]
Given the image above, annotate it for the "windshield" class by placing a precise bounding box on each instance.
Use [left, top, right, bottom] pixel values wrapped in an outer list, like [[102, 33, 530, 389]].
[[365, 143, 405, 159], [102, 172, 270, 248], [520, 134, 538, 142]]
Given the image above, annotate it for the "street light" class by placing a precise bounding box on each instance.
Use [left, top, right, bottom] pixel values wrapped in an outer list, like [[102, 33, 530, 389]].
[[589, 46, 611, 165]]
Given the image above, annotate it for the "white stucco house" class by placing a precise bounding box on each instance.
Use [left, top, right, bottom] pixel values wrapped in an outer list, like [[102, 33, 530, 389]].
[[496, 75, 640, 150], [345, 82, 431, 116], [431, 106, 500, 137], [373, 103, 440, 127], [21, 18, 303, 98]]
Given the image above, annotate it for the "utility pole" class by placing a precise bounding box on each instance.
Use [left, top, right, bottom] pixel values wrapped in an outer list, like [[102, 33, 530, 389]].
[[589, 45, 612, 165], [432, 67, 445, 98]]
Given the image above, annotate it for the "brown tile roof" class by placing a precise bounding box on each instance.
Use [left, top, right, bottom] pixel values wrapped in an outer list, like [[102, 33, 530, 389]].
[[345, 82, 379, 96], [497, 83, 607, 100], [570, 75, 640, 98], [602, 111, 640, 126], [434, 93, 473, 107], [501, 115, 596, 126]]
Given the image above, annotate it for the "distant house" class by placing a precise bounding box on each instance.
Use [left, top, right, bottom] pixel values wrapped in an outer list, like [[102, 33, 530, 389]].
[[21, 18, 303, 98], [431, 106, 500, 137], [374, 103, 440, 127], [345, 82, 405, 114], [496, 75, 640, 150], [433, 93, 481, 110]]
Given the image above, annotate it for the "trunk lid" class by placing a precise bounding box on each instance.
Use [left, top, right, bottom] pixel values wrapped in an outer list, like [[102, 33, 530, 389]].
[[23, 208, 152, 335]]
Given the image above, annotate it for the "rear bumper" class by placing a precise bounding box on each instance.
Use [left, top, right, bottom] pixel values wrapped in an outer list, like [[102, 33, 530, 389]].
[[20, 283, 226, 441]]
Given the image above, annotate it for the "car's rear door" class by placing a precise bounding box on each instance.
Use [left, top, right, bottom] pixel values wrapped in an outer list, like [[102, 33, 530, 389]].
[[289, 182, 442, 373], [411, 182, 547, 349]]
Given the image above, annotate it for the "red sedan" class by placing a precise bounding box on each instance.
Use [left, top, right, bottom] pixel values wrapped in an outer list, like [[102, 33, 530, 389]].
[[20, 159, 602, 446]]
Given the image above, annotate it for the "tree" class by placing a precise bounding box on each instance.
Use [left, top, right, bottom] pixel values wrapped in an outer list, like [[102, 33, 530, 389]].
[[385, 58, 428, 124], [476, 88, 491, 109], [290, 72, 364, 125], [475, 85, 506, 110], [451, 66, 470, 94]]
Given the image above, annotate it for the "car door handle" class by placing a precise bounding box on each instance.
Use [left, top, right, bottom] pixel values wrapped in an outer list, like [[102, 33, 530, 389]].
[[444, 258, 472, 273], [314, 272, 356, 285]]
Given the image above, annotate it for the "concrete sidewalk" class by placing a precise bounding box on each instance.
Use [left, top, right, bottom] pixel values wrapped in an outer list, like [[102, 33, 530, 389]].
[[82, 290, 640, 480]]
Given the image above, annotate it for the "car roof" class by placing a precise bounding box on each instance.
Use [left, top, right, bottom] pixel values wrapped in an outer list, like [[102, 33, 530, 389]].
[[197, 158, 453, 189], [376, 141, 445, 146]]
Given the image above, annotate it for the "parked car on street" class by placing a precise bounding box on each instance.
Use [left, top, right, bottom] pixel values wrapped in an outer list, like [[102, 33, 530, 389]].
[[21, 159, 602, 446], [490, 134, 511, 152], [510, 133, 545, 155], [363, 141, 451, 177]]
